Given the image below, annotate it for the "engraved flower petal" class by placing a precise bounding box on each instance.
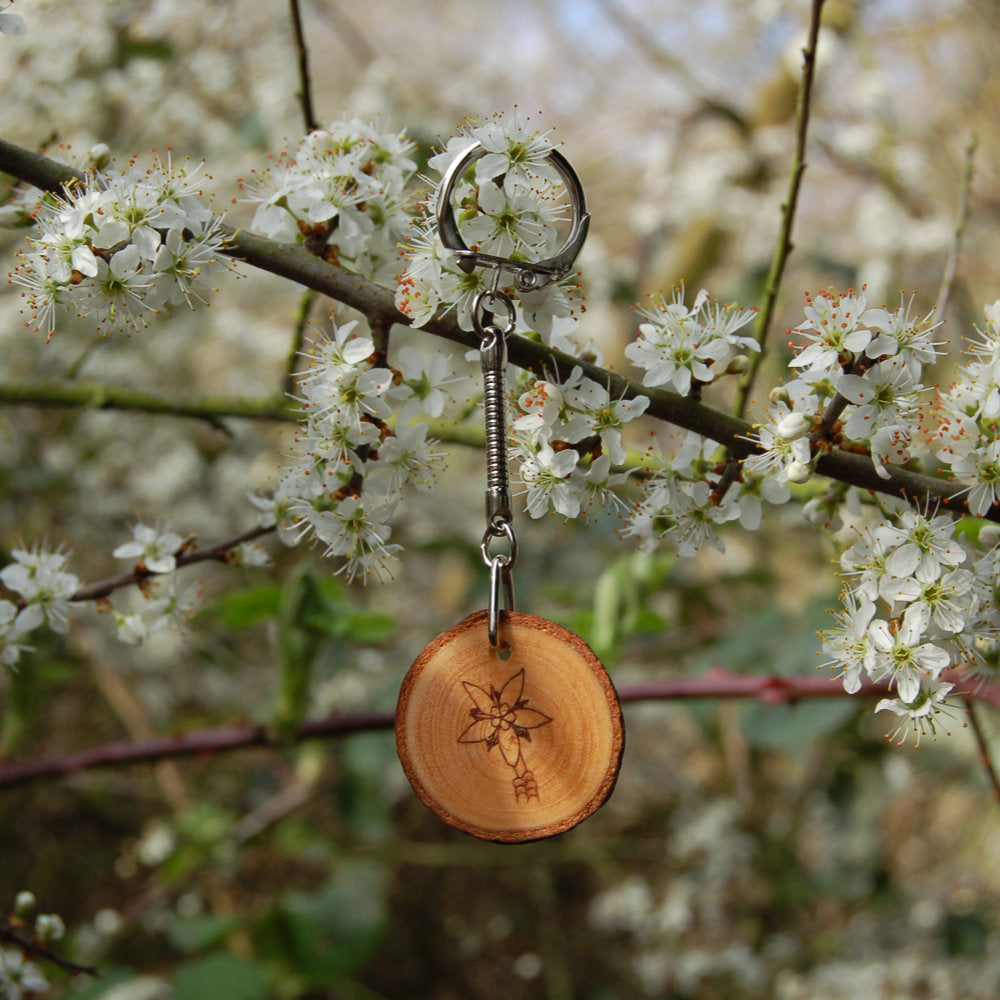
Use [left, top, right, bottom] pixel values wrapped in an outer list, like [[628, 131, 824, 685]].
[[511, 706, 553, 736], [457, 717, 497, 745], [498, 669, 526, 708], [460, 680, 496, 716]]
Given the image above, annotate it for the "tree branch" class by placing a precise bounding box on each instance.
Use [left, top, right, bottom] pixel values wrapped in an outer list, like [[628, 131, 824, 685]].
[[0, 923, 99, 978], [964, 697, 1000, 803], [0, 381, 292, 423], [288, 0, 319, 134], [69, 524, 275, 604], [0, 668, 996, 791], [0, 135, 993, 522], [735, 0, 826, 416]]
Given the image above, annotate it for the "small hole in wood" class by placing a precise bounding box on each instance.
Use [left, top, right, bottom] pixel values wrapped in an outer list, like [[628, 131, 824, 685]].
[[494, 642, 513, 661]]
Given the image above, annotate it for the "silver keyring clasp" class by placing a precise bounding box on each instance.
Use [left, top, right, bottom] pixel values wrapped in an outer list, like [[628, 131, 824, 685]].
[[436, 140, 591, 293]]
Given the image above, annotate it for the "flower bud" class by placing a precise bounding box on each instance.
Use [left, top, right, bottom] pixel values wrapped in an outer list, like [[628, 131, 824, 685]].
[[87, 143, 111, 169], [776, 412, 812, 442], [979, 524, 1000, 548], [14, 891, 36, 915], [785, 459, 812, 484], [35, 913, 66, 943]]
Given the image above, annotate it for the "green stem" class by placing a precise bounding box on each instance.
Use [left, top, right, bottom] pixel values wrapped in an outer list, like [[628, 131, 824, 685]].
[[283, 286, 318, 397], [735, 0, 827, 417], [0, 381, 293, 423]]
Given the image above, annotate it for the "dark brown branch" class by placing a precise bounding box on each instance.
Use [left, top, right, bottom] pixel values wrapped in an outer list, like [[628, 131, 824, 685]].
[[1, 669, 997, 790], [69, 524, 274, 604], [0, 135, 993, 521], [964, 697, 1000, 803], [288, 0, 319, 134], [0, 923, 99, 978]]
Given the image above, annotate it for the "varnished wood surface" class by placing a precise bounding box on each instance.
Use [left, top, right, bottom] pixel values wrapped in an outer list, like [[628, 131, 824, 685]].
[[396, 611, 624, 843]]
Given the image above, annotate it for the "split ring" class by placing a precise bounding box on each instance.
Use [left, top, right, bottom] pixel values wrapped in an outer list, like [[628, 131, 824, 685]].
[[436, 140, 590, 292]]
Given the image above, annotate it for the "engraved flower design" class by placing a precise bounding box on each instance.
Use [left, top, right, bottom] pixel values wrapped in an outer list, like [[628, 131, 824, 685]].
[[457, 668, 552, 799]]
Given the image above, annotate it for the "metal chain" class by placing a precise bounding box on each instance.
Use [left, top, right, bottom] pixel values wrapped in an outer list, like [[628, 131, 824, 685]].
[[473, 276, 517, 647]]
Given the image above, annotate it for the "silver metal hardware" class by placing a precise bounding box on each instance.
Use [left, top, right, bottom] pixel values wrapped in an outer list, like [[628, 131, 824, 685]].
[[435, 136, 589, 647], [436, 141, 591, 293]]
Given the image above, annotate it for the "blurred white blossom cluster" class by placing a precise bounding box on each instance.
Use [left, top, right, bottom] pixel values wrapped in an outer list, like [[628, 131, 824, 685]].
[[251, 320, 464, 582], [0, 524, 270, 671], [240, 117, 417, 284], [6, 147, 231, 340], [1, 890, 67, 1000], [396, 112, 585, 345]]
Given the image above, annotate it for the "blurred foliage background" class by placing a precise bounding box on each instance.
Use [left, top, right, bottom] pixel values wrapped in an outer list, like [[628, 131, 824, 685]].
[[2, 1, 1000, 997]]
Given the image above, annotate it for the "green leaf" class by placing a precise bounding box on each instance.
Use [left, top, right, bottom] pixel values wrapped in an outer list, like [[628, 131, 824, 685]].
[[210, 584, 282, 629], [165, 913, 243, 954], [741, 698, 860, 752], [255, 862, 388, 986], [173, 954, 269, 1000]]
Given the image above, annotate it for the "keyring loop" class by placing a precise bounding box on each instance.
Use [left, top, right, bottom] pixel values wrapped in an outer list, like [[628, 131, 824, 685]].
[[472, 288, 517, 340], [487, 557, 515, 650], [480, 519, 518, 571], [436, 140, 591, 293]]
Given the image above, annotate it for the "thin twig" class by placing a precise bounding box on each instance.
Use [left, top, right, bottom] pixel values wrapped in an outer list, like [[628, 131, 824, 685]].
[[283, 287, 318, 397], [933, 135, 977, 328], [69, 524, 275, 604], [1, 669, 998, 790], [735, 0, 826, 417], [0, 381, 293, 423], [288, 0, 319, 134], [964, 696, 1000, 803], [0, 923, 99, 978]]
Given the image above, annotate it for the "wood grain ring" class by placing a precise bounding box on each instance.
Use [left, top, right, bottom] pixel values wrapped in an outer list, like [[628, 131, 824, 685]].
[[396, 610, 624, 843]]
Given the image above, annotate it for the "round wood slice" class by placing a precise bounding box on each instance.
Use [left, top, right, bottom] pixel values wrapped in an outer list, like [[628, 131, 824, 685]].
[[396, 610, 624, 843]]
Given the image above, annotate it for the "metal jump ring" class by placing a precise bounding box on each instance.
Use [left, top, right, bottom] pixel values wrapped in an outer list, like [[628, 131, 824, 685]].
[[480, 519, 518, 570], [472, 288, 517, 340], [436, 140, 591, 293]]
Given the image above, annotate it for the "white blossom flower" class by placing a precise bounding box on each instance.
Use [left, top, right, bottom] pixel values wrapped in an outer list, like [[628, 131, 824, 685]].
[[0, 546, 79, 635], [469, 112, 559, 187], [561, 377, 650, 464], [391, 345, 468, 424], [518, 444, 581, 518], [625, 288, 735, 394], [836, 356, 924, 441], [113, 611, 147, 646], [0, 947, 49, 999], [867, 603, 950, 703], [304, 495, 401, 582], [377, 423, 446, 493], [10, 149, 229, 338], [862, 296, 942, 376], [874, 509, 966, 583], [789, 288, 872, 374], [876, 677, 954, 746], [113, 523, 184, 574], [947, 438, 1000, 516], [0, 600, 33, 670], [821, 589, 878, 694]]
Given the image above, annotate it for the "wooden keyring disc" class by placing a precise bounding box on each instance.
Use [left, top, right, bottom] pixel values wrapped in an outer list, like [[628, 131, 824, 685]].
[[396, 610, 624, 843]]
